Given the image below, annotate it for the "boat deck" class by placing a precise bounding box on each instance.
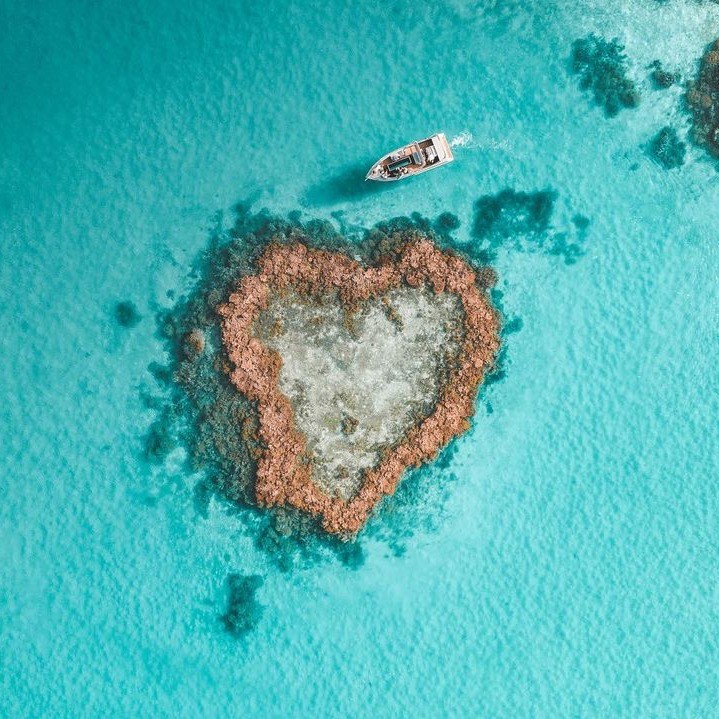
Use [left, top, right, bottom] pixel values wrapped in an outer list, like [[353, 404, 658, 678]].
[[367, 134, 454, 181]]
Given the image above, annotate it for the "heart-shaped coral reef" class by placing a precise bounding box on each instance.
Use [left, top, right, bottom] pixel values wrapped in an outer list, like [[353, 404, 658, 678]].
[[218, 237, 500, 534]]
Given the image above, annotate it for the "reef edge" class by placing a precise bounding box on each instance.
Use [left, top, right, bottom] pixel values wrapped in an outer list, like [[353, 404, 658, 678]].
[[218, 237, 501, 534]]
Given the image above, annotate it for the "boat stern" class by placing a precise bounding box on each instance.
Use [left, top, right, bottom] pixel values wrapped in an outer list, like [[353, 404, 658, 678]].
[[432, 133, 454, 164]]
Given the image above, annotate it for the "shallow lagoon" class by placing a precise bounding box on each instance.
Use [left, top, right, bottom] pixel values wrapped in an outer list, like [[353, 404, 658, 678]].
[[2, 0, 719, 716]]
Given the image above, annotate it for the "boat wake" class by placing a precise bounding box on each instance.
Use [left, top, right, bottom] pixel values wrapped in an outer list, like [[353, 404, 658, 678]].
[[449, 131, 515, 154], [449, 131, 476, 148]]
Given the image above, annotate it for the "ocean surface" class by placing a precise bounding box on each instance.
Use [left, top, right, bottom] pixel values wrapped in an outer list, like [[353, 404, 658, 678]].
[[2, 1, 719, 716]]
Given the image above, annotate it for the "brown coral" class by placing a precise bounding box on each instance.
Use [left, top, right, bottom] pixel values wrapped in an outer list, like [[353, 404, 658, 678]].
[[687, 39, 719, 157], [217, 237, 501, 534]]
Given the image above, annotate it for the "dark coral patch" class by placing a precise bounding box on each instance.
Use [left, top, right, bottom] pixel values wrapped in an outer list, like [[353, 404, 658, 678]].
[[649, 127, 686, 169], [473, 188, 557, 240], [649, 60, 679, 90], [468, 188, 571, 263], [546, 233, 585, 265], [504, 316, 524, 335], [570, 34, 641, 117], [433, 212, 461, 234], [572, 214, 590, 232], [115, 301, 142, 328], [220, 573, 264, 638], [332, 537, 367, 570], [468, 189, 589, 265], [143, 405, 178, 462]]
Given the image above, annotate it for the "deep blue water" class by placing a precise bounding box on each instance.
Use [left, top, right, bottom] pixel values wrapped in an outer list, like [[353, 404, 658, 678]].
[[2, 1, 719, 716]]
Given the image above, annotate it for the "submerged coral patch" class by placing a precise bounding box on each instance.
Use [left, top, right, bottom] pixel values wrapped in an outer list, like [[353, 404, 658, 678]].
[[220, 573, 264, 638], [570, 34, 641, 117], [649, 127, 686, 169], [218, 239, 500, 534], [468, 187, 591, 264], [143, 405, 178, 462], [649, 60, 679, 90], [115, 301, 142, 328], [467, 188, 589, 266], [473, 188, 557, 242]]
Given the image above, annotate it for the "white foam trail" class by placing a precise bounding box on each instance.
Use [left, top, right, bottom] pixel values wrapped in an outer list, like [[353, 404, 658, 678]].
[[448, 132, 517, 156], [449, 131, 474, 148]]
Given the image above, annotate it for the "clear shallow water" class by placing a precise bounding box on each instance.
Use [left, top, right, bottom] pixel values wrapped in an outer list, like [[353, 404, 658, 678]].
[[2, 1, 719, 716]]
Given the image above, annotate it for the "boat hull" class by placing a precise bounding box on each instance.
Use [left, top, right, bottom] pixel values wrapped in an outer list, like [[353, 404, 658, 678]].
[[366, 133, 454, 181]]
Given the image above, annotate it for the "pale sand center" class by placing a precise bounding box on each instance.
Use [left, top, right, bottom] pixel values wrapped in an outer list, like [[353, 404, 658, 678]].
[[254, 286, 464, 500]]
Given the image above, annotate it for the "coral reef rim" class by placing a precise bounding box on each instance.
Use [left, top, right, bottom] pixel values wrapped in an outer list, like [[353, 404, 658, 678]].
[[686, 37, 719, 159], [219, 238, 500, 534], [154, 208, 502, 542]]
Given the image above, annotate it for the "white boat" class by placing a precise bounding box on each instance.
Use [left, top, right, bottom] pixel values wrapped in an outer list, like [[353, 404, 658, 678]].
[[365, 133, 454, 181]]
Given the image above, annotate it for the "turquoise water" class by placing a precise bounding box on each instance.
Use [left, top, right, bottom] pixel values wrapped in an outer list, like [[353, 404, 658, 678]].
[[2, 0, 719, 716]]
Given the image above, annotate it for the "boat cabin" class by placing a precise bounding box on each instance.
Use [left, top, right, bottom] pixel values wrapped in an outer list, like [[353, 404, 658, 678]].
[[366, 133, 453, 181]]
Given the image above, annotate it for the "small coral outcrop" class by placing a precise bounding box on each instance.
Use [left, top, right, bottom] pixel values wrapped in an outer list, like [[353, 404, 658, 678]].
[[220, 573, 264, 637], [649, 60, 679, 90], [649, 127, 686, 169], [115, 300, 142, 328]]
